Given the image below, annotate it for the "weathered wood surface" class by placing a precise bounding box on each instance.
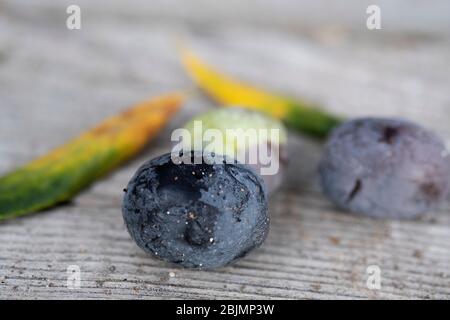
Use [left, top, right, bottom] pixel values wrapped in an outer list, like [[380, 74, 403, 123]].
[[0, 1, 449, 299]]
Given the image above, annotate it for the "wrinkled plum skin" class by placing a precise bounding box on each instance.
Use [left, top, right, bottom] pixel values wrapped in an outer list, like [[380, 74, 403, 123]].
[[319, 118, 450, 219], [122, 152, 269, 268]]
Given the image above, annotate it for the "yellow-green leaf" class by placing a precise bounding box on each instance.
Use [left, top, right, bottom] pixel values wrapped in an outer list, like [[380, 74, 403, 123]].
[[180, 47, 342, 138], [0, 93, 183, 220]]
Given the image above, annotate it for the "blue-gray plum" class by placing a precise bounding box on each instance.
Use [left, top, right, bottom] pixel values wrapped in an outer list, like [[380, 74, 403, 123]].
[[319, 117, 450, 219], [122, 152, 269, 268]]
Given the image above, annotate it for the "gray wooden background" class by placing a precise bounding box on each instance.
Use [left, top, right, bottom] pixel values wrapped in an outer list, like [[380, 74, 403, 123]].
[[1, 0, 449, 299]]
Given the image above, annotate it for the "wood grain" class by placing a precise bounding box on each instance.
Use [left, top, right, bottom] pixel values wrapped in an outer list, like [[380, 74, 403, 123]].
[[0, 1, 449, 299]]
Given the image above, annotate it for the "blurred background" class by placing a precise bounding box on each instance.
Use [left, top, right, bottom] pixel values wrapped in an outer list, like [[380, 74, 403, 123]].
[[0, 1, 449, 299], [1, 1, 450, 171]]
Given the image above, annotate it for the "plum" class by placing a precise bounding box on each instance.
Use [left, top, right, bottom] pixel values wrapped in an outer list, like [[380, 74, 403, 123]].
[[319, 117, 450, 219], [122, 151, 269, 268]]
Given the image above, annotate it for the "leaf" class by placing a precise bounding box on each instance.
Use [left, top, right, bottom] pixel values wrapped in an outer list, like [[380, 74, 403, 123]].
[[180, 47, 342, 138], [0, 93, 184, 220]]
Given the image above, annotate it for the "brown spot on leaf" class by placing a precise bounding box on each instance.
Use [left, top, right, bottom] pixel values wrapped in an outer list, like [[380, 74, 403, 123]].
[[91, 124, 112, 135], [122, 108, 136, 118]]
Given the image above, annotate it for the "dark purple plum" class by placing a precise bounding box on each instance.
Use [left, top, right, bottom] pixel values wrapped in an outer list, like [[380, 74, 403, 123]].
[[319, 117, 450, 219], [122, 151, 269, 268]]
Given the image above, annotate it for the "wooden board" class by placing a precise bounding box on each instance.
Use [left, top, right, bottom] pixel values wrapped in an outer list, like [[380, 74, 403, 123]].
[[0, 0, 449, 299]]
